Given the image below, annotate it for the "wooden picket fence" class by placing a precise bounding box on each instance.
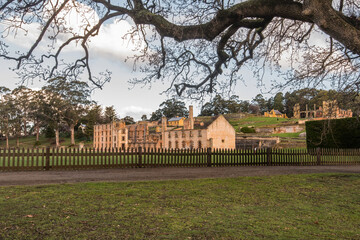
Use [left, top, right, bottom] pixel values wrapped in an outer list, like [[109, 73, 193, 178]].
[[0, 147, 359, 171]]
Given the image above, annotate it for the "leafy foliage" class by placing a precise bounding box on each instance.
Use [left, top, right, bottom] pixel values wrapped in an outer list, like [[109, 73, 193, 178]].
[[240, 126, 256, 133], [306, 118, 360, 148], [122, 116, 135, 125], [103, 106, 118, 123], [150, 98, 188, 120], [200, 95, 251, 116]]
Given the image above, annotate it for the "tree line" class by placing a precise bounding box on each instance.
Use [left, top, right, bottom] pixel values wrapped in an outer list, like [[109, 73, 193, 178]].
[[1, 84, 359, 148], [198, 89, 360, 117], [0, 79, 124, 148]]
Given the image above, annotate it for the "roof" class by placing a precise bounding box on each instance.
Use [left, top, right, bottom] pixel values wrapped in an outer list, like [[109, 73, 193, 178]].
[[272, 110, 283, 115], [168, 117, 184, 122], [193, 116, 220, 129]]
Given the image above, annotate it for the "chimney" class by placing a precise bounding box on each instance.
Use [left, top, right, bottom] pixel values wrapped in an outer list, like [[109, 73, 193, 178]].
[[161, 117, 167, 132], [189, 105, 194, 129]]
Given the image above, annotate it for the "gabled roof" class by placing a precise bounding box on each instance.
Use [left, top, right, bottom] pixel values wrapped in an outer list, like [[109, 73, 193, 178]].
[[168, 117, 185, 122], [272, 109, 283, 115], [193, 116, 220, 129]]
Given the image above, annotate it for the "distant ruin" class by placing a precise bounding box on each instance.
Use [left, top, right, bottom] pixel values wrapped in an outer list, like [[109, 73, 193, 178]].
[[293, 100, 352, 119]]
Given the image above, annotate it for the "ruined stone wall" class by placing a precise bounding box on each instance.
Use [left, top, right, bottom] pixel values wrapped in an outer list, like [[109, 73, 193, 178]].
[[93, 122, 125, 149], [236, 137, 280, 149], [163, 129, 208, 149], [255, 124, 305, 134]]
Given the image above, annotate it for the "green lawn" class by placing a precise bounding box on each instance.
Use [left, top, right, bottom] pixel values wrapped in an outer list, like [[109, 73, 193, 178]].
[[0, 135, 93, 149], [227, 115, 299, 132], [0, 174, 359, 239]]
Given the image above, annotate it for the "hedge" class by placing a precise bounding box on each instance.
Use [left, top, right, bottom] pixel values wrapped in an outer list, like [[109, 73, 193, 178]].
[[240, 126, 256, 133], [306, 117, 360, 148]]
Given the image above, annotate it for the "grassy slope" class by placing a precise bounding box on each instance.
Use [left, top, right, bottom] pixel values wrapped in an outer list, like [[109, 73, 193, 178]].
[[0, 174, 359, 239], [226, 115, 299, 132]]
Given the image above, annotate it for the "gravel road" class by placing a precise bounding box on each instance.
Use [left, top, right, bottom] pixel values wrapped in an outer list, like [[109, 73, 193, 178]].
[[0, 165, 359, 186]]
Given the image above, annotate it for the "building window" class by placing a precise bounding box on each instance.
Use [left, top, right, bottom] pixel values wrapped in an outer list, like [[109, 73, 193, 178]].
[[168, 132, 171, 138], [222, 139, 225, 143], [190, 131, 193, 137], [182, 132, 185, 138], [175, 141, 179, 149], [182, 141, 186, 149], [198, 130, 202, 137], [175, 132, 178, 138], [198, 141, 202, 149], [122, 136, 125, 141], [122, 129, 125, 134], [169, 141, 172, 149], [190, 141, 194, 149]]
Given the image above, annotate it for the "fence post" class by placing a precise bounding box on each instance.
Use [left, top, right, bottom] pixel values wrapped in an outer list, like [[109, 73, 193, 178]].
[[45, 147, 50, 170], [207, 148, 212, 167], [316, 147, 321, 165], [267, 148, 272, 166], [138, 147, 142, 168]]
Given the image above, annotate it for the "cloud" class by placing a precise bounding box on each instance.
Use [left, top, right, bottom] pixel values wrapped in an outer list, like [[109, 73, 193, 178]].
[[88, 20, 145, 61], [0, 1, 144, 62], [118, 105, 153, 120]]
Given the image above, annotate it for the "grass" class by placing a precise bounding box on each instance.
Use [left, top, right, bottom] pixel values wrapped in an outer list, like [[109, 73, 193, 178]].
[[0, 174, 359, 239], [227, 115, 299, 132], [0, 135, 93, 149]]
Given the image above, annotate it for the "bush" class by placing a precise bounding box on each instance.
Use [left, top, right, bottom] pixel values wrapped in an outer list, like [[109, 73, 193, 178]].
[[33, 141, 41, 147], [75, 129, 89, 141], [240, 126, 256, 133], [306, 117, 360, 148]]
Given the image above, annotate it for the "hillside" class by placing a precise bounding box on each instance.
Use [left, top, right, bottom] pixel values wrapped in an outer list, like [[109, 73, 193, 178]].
[[225, 114, 299, 131], [224, 114, 306, 148]]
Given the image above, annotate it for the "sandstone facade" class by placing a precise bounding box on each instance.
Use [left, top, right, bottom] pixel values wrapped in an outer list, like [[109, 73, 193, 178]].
[[93, 106, 236, 150]]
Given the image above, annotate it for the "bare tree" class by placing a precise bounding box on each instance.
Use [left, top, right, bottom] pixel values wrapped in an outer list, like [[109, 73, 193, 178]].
[[0, 0, 359, 97]]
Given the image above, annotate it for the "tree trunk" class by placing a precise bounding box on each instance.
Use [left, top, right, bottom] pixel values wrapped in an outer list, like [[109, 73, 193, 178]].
[[70, 123, 75, 146], [55, 129, 60, 148], [36, 123, 40, 141], [6, 133, 8, 149], [23, 119, 27, 136]]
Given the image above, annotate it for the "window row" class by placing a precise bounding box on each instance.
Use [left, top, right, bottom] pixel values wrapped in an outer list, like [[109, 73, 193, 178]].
[[168, 140, 203, 149], [168, 130, 203, 138]]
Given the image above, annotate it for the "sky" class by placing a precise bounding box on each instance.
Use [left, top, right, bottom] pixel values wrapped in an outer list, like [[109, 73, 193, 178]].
[[0, 17, 269, 120], [0, 1, 319, 120]]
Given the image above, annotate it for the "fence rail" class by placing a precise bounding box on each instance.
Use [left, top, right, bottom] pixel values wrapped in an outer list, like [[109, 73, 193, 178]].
[[0, 147, 359, 171]]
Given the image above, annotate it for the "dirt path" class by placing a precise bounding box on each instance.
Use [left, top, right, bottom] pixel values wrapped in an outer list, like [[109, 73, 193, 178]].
[[0, 165, 359, 186]]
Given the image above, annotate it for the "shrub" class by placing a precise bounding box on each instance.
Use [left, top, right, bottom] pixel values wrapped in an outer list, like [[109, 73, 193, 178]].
[[33, 141, 41, 147], [240, 126, 256, 133]]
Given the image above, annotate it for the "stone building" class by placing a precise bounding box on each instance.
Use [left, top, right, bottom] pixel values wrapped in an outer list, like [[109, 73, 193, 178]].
[[163, 115, 236, 149], [168, 117, 186, 127], [93, 105, 236, 150], [93, 121, 128, 149], [293, 100, 352, 119], [264, 109, 287, 118]]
